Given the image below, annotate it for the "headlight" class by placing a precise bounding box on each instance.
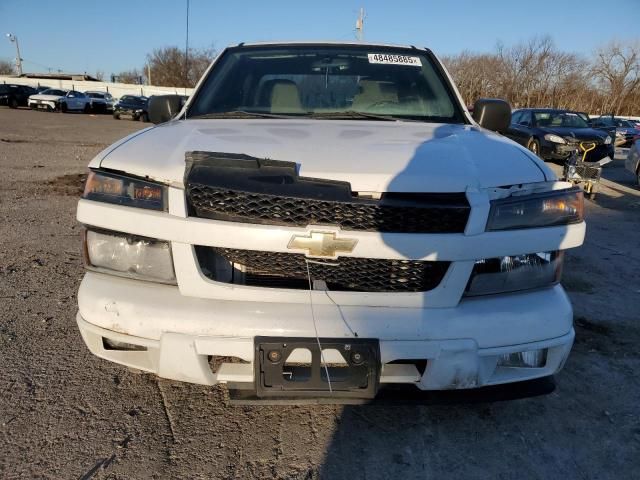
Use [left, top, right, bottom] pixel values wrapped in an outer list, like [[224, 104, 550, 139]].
[[83, 170, 167, 211], [465, 251, 563, 297], [83, 229, 176, 284], [544, 134, 566, 144], [486, 188, 583, 231], [605, 136, 612, 144]]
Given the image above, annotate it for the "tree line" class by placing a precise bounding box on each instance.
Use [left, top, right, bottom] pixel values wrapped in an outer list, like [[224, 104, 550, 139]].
[[442, 36, 640, 116], [113, 46, 215, 88]]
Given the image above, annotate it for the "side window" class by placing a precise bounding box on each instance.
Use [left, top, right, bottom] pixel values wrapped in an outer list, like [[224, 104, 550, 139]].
[[511, 111, 522, 125], [520, 111, 532, 127]]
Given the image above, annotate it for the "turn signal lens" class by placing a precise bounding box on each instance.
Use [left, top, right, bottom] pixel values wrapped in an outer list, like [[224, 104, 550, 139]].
[[83, 170, 167, 211], [487, 188, 583, 231]]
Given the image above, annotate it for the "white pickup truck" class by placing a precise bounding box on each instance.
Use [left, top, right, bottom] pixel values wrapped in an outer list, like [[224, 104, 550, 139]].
[[76, 42, 585, 401]]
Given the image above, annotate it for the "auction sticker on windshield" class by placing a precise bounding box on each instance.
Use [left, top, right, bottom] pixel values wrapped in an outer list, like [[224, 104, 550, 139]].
[[368, 53, 422, 66]]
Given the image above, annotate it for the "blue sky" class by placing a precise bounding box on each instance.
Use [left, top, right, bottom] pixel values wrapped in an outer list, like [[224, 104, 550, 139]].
[[0, 0, 638, 77]]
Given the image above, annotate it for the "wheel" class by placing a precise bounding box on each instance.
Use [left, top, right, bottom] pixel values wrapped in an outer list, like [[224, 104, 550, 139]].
[[589, 192, 597, 200], [527, 138, 541, 157], [112, 112, 120, 120], [9, 97, 18, 109], [131, 115, 139, 121], [139, 112, 149, 122], [83, 103, 90, 113], [60, 102, 68, 113], [636, 168, 640, 187]]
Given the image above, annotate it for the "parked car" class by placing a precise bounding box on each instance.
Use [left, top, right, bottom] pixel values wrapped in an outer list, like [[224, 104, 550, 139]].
[[506, 108, 613, 162], [85, 91, 115, 113], [0, 84, 37, 108], [76, 42, 586, 402], [625, 138, 640, 186], [28, 89, 91, 113], [591, 115, 638, 148], [112, 95, 149, 121]]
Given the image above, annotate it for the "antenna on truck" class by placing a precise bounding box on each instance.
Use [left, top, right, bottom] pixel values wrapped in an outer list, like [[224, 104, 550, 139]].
[[355, 7, 365, 41]]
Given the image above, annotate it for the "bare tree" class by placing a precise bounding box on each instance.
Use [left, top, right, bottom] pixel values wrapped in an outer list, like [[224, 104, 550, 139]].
[[114, 69, 143, 84], [591, 41, 640, 115], [94, 70, 105, 81], [0, 60, 15, 75], [145, 46, 215, 88], [443, 37, 640, 116]]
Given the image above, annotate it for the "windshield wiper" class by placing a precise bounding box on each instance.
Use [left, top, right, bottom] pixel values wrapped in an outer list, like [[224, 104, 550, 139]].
[[308, 111, 398, 121], [188, 110, 294, 119]]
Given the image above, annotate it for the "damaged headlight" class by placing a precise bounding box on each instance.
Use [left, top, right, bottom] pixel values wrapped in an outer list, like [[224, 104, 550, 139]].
[[83, 170, 167, 211], [465, 251, 563, 296], [544, 134, 566, 144], [486, 188, 583, 231], [83, 228, 176, 284]]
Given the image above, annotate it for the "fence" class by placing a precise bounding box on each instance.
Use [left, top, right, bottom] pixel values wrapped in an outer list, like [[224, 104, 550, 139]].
[[0, 76, 194, 99]]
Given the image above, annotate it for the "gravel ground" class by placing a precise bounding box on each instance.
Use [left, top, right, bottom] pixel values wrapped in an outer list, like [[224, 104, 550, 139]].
[[0, 108, 638, 479]]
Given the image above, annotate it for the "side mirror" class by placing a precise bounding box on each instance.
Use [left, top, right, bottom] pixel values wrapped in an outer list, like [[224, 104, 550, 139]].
[[472, 98, 511, 133], [148, 95, 184, 124]]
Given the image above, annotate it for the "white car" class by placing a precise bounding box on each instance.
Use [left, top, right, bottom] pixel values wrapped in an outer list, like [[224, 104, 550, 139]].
[[76, 42, 585, 402], [85, 91, 115, 112], [28, 88, 91, 113], [625, 140, 640, 186]]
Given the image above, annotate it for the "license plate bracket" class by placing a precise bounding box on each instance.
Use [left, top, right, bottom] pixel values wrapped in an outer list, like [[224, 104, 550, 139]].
[[255, 337, 380, 399]]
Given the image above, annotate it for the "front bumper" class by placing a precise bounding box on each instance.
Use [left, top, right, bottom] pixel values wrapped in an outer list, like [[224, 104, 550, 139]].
[[77, 272, 575, 392], [541, 141, 613, 162]]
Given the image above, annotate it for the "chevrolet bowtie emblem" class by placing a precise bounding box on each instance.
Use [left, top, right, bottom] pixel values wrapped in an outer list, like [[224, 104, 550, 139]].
[[288, 231, 358, 258]]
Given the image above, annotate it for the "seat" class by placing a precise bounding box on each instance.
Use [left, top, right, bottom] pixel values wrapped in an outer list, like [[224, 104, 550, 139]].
[[351, 80, 399, 111], [263, 79, 303, 113]]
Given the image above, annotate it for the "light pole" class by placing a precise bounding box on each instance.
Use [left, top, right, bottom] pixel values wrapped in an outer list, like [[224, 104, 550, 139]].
[[5, 33, 23, 75]]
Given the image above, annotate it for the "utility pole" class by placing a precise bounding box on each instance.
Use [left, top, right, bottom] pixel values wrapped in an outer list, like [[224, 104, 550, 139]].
[[355, 8, 365, 41], [147, 63, 152, 85], [5, 33, 23, 75], [185, 0, 190, 91]]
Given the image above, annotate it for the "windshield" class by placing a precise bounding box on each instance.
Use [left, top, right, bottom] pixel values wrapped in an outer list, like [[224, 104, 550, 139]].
[[188, 45, 465, 123], [87, 93, 105, 99], [120, 96, 145, 105], [41, 89, 67, 96], [533, 111, 588, 128]]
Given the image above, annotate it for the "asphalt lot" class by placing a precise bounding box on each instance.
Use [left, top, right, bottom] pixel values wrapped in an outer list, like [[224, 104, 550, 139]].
[[0, 108, 638, 479]]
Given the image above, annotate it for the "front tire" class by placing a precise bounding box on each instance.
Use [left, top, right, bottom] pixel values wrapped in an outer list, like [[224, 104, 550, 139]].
[[112, 112, 120, 120], [527, 138, 541, 157], [9, 97, 18, 109], [83, 103, 91, 114], [60, 102, 68, 113], [139, 112, 149, 122]]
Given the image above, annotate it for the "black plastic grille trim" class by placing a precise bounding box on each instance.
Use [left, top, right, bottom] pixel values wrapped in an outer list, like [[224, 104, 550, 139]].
[[187, 185, 470, 233], [196, 246, 450, 293]]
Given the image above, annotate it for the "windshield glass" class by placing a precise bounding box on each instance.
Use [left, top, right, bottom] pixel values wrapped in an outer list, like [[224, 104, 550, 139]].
[[121, 96, 144, 105], [42, 89, 67, 96], [87, 93, 104, 99], [533, 111, 589, 128], [188, 45, 464, 123]]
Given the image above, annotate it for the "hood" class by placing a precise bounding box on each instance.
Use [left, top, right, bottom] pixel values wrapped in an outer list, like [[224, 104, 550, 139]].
[[97, 119, 551, 192], [30, 94, 64, 101], [541, 126, 609, 142]]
